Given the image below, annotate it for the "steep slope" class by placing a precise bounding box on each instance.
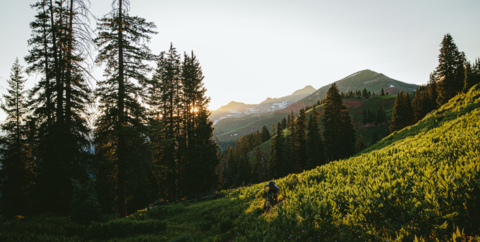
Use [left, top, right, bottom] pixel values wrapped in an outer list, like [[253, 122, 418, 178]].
[[211, 86, 315, 126], [246, 94, 396, 161]]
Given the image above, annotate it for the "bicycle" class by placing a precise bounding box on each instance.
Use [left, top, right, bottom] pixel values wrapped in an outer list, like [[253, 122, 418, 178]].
[[263, 192, 276, 213]]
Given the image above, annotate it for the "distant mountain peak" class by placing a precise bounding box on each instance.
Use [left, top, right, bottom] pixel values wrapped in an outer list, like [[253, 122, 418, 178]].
[[291, 85, 316, 96]]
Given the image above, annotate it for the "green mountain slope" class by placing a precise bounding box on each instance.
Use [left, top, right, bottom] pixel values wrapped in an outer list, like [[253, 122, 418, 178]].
[[248, 94, 397, 163], [301, 69, 419, 107]]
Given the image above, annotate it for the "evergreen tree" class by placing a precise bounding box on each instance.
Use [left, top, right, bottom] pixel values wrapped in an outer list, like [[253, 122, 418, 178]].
[[389, 91, 405, 133], [356, 135, 366, 153], [381, 88, 385, 96], [260, 125, 270, 143], [270, 122, 275, 137], [428, 72, 438, 110], [237, 136, 251, 185], [25, 0, 94, 214], [189, 108, 220, 193], [284, 131, 295, 175], [225, 146, 237, 187], [371, 132, 379, 145], [362, 109, 367, 124], [403, 92, 414, 126], [463, 61, 475, 93], [252, 131, 264, 183], [281, 117, 287, 131], [322, 83, 356, 161], [294, 108, 307, 172], [180, 52, 218, 197], [412, 88, 423, 123], [288, 111, 295, 131], [0, 59, 33, 215], [269, 121, 285, 178], [473, 58, 480, 87], [376, 107, 385, 125], [306, 106, 325, 169], [94, 0, 157, 217], [436, 34, 464, 106]]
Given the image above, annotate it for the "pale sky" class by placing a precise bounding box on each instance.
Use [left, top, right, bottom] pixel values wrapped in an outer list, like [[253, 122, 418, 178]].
[[1, 0, 479, 122]]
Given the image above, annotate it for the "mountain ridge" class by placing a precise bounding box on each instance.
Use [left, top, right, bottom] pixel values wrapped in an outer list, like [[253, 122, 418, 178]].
[[213, 69, 419, 141], [210, 85, 315, 125]]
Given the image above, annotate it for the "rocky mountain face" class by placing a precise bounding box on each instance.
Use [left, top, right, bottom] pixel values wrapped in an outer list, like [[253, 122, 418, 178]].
[[210, 85, 315, 125]]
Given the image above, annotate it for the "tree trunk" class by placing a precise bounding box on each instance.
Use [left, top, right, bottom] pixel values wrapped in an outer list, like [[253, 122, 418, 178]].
[[117, 0, 127, 218]]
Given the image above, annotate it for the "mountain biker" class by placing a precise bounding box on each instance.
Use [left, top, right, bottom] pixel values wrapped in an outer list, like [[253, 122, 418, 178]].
[[263, 180, 280, 205]]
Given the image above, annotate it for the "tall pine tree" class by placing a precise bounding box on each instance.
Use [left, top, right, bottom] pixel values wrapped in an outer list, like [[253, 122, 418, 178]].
[[94, 0, 157, 217], [403, 92, 414, 126], [306, 106, 325, 169], [322, 83, 355, 161], [0, 59, 34, 215], [436, 34, 464, 106], [294, 108, 307, 172], [389, 91, 405, 133]]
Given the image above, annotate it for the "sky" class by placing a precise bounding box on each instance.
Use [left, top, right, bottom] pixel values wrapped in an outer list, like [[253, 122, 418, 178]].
[[1, 0, 480, 122]]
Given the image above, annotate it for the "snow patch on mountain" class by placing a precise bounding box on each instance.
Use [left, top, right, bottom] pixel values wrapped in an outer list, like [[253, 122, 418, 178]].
[[245, 107, 259, 115], [271, 101, 288, 110]]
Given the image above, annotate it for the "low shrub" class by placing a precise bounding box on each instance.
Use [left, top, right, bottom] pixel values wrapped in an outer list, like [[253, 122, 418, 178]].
[[169, 233, 194, 242], [149, 203, 186, 219], [196, 220, 212, 231], [88, 219, 166, 239], [219, 217, 233, 232]]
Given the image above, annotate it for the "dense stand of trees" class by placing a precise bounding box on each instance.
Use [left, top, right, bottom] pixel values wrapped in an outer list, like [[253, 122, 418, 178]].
[[220, 84, 353, 186], [0, 0, 218, 217], [389, 34, 480, 133]]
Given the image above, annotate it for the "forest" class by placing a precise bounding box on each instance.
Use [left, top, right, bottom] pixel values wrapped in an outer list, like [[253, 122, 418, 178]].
[[1, 0, 480, 241]]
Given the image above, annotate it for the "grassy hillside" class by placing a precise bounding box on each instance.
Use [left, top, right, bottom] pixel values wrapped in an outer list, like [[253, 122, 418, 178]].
[[3, 85, 479, 241], [215, 112, 290, 142]]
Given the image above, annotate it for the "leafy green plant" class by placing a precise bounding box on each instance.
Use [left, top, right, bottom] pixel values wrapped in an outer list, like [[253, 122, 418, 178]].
[[88, 219, 166, 239]]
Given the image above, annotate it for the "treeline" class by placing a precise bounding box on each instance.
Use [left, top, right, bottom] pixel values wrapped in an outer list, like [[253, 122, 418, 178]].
[[219, 84, 356, 187], [362, 107, 387, 125], [307, 87, 378, 110], [390, 33, 480, 133], [341, 88, 378, 99], [0, 0, 218, 218]]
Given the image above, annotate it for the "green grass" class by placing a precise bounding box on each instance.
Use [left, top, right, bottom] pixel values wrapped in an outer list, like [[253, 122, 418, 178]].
[[216, 112, 290, 142], [363, 84, 480, 154]]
